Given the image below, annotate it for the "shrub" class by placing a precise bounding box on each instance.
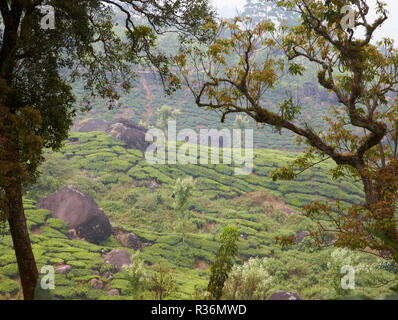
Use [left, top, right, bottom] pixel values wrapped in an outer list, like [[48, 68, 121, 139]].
[[122, 252, 150, 298], [40, 226, 68, 239], [0, 264, 19, 278], [109, 159, 131, 172], [46, 218, 69, 232], [149, 264, 177, 300], [52, 286, 78, 299], [0, 277, 20, 294], [100, 173, 119, 185], [222, 258, 272, 300], [25, 209, 51, 225], [110, 279, 131, 295], [67, 261, 88, 269], [0, 254, 16, 267]]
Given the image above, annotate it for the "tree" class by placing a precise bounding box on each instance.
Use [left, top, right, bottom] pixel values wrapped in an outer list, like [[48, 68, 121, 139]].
[[222, 257, 272, 300], [326, 248, 367, 298], [174, 0, 398, 263], [173, 176, 195, 243], [123, 252, 150, 299], [0, 0, 214, 299], [208, 225, 240, 300], [242, 0, 299, 26], [149, 264, 177, 300], [233, 114, 250, 142], [157, 104, 181, 133]]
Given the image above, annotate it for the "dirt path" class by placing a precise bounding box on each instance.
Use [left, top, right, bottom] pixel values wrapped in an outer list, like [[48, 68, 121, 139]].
[[141, 75, 153, 125]]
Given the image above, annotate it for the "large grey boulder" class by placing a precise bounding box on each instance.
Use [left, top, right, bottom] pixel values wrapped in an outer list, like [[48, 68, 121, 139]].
[[37, 186, 112, 243], [106, 118, 149, 153], [269, 291, 301, 300], [102, 249, 132, 272]]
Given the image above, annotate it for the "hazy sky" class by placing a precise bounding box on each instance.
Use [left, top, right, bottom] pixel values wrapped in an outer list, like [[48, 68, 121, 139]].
[[212, 0, 398, 41]]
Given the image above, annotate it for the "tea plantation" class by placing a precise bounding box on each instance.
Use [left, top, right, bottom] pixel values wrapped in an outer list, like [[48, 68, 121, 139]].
[[0, 132, 396, 300]]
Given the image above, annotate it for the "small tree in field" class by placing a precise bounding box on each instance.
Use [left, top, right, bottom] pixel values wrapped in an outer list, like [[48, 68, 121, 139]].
[[123, 252, 150, 299], [157, 105, 181, 134], [174, 0, 398, 263], [150, 264, 177, 300], [173, 176, 195, 243], [234, 115, 250, 141], [208, 225, 240, 300]]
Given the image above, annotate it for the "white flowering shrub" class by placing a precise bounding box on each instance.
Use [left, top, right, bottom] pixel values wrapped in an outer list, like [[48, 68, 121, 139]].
[[327, 248, 370, 297], [222, 258, 273, 300], [122, 252, 150, 298]]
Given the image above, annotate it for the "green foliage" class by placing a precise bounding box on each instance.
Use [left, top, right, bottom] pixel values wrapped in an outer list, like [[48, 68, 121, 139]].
[[222, 258, 272, 300], [122, 252, 150, 299], [149, 264, 177, 300], [46, 218, 69, 232], [327, 248, 367, 297], [0, 277, 20, 295], [208, 226, 240, 300], [157, 105, 181, 133], [174, 177, 195, 243]]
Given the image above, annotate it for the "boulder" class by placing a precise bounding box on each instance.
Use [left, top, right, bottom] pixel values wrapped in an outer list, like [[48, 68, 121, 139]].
[[145, 180, 160, 192], [102, 271, 113, 281], [126, 233, 142, 251], [76, 118, 109, 133], [107, 289, 120, 296], [55, 265, 72, 274], [117, 232, 142, 251], [67, 229, 79, 240], [106, 118, 149, 153], [269, 291, 301, 300], [92, 270, 100, 276], [294, 231, 310, 244], [90, 278, 103, 290], [103, 249, 132, 272], [37, 186, 112, 243]]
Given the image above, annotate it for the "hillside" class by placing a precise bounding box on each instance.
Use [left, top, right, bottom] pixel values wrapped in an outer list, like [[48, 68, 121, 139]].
[[1, 131, 396, 300]]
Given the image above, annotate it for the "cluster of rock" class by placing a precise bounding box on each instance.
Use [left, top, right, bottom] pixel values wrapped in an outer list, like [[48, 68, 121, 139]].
[[74, 118, 149, 153]]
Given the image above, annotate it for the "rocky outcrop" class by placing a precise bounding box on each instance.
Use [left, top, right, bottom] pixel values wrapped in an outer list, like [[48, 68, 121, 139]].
[[67, 229, 79, 240], [117, 233, 142, 251], [73, 117, 149, 152], [55, 264, 72, 274], [76, 118, 109, 133], [37, 186, 112, 243], [107, 289, 120, 296], [269, 291, 301, 300], [90, 278, 103, 290], [106, 118, 149, 153], [102, 249, 132, 272], [145, 180, 160, 192], [294, 231, 310, 244]]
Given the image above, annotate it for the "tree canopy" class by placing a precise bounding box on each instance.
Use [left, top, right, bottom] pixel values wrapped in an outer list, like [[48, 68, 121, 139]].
[[174, 0, 398, 263], [0, 0, 214, 299]]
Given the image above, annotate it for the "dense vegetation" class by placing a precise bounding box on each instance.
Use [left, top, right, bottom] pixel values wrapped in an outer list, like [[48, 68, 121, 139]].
[[1, 132, 396, 300], [1, 0, 397, 301]]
